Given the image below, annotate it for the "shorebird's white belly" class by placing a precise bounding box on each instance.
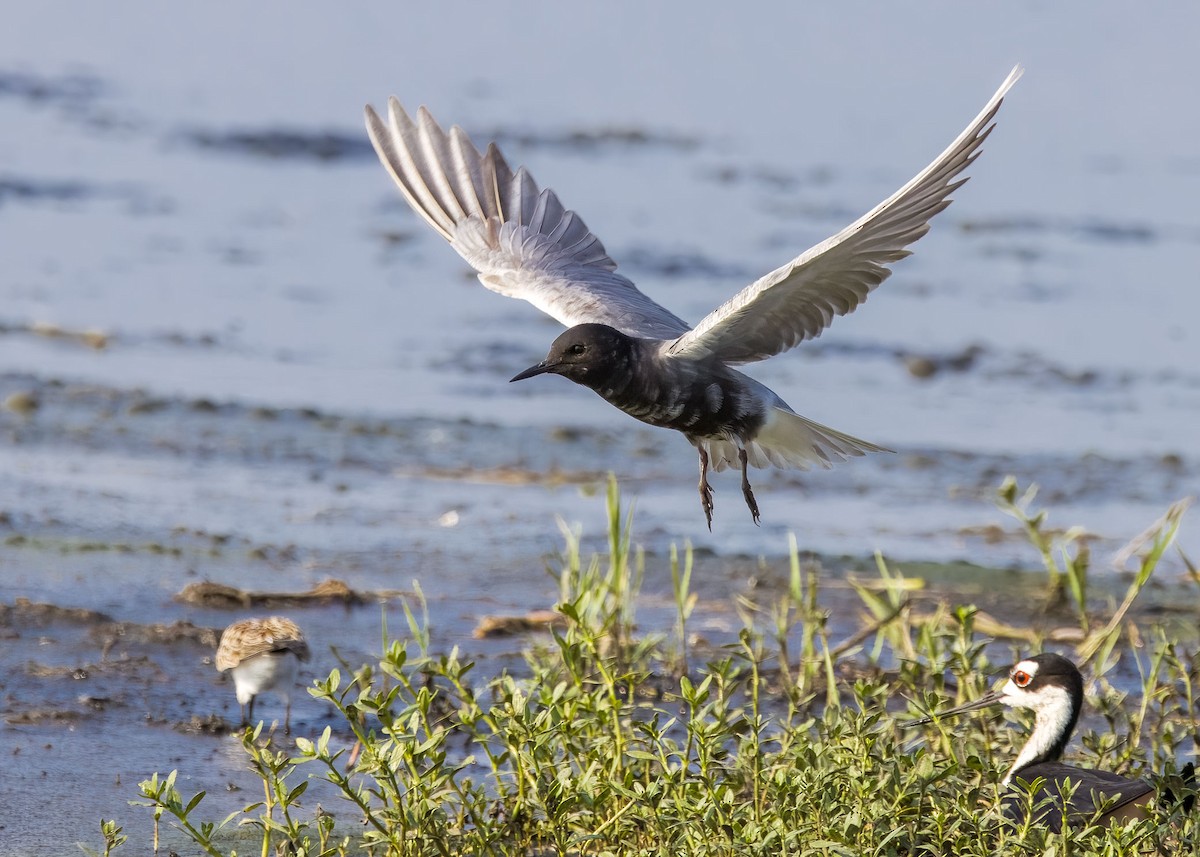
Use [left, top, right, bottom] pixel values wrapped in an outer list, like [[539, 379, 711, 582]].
[[231, 652, 298, 705]]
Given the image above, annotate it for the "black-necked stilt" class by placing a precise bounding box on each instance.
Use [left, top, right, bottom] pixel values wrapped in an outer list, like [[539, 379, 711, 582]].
[[364, 68, 1021, 529], [216, 616, 311, 734], [906, 652, 1193, 832]]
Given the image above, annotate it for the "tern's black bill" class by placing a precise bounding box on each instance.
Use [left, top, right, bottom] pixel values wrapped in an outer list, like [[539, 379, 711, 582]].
[[510, 362, 552, 382], [901, 689, 1005, 728]]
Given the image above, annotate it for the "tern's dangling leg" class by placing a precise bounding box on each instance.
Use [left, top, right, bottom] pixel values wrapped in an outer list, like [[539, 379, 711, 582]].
[[739, 448, 760, 525], [698, 447, 715, 531]]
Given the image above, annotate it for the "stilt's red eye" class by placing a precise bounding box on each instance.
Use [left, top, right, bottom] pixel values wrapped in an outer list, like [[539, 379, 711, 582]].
[[1012, 670, 1031, 687]]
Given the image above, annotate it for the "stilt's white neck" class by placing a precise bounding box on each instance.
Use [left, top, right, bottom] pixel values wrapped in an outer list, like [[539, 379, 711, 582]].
[[1002, 683, 1076, 786]]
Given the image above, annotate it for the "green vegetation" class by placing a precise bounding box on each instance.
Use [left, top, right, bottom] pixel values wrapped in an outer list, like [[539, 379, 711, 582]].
[[114, 478, 1197, 855]]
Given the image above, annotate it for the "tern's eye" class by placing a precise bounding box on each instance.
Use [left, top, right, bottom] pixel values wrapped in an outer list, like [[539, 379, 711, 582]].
[[568, 343, 586, 355], [1011, 670, 1032, 687]]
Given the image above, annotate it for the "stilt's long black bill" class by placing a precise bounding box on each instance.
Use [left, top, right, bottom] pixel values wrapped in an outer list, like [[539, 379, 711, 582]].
[[510, 363, 551, 382], [901, 689, 1005, 728]]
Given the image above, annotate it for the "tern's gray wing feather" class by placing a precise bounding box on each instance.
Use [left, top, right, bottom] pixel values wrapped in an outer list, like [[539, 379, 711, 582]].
[[667, 66, 1022, 365], [365, 99, 690, 339]]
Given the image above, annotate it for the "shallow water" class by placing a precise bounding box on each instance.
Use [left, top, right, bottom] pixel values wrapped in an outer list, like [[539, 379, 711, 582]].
[[1, 2, 1199, 853]]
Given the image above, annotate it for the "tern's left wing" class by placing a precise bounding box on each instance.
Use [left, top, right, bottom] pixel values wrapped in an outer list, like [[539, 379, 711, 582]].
[[667, 66, 1022, 365]]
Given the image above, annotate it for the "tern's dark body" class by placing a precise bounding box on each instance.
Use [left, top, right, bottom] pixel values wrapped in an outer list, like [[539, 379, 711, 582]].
[[519, 323, 768, 441]]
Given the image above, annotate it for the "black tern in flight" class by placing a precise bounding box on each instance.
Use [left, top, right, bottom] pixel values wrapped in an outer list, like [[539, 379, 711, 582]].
[[366, 67, 1021, 528]]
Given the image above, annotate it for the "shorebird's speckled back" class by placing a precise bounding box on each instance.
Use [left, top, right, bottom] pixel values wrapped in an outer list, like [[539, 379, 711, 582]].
[[215, 616, 311, 672]]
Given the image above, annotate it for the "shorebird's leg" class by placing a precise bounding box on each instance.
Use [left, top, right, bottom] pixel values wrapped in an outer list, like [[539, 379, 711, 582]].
[[239, 701, 249, 727], [697, 447, 715, 531], [738, 448, 760, 525], [284, 696, 293, 736], [246, 696, 256, 727]]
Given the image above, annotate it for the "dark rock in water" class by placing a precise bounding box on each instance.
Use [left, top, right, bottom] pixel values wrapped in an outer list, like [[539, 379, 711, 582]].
[[0, 70, 104, 106], [904, 355, 938, 379], [473, 609, 567, 638], [0, 597, 112, 627], [175, 578, 372, 608], [901, 344, 984, 379], [3, 390, 40, 414], [5, 708, 86, 725], [487, 124, 698, 152], [90, 619, 221, 648], [181, 127, 374, 162], [0, 177, 95, 206], [174, 713, 234, 735]]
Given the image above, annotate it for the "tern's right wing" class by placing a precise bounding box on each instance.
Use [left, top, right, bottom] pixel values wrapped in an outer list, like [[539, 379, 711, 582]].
[[365, 99, 690, 340]]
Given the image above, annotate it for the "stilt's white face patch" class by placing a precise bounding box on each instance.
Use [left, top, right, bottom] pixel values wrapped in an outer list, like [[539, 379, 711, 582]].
[[1001, 658, 1040, 700]]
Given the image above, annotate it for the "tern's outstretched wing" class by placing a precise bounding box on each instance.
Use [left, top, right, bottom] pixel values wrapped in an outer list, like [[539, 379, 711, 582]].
[[365, 99, 690, 339], [667, 66, 1022, 364]]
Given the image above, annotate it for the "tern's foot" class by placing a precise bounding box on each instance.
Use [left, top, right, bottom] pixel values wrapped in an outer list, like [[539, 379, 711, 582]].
[[697, 447, 715, 530], [741, 480, 760, 526], [699, 479, 714, 531]]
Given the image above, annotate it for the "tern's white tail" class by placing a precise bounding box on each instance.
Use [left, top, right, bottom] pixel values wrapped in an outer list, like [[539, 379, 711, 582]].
[[702, 406, 891, 473]]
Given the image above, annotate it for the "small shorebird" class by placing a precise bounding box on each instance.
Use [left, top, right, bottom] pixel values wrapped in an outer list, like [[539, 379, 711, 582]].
[[905, 652, 1193, 832], [215, 616, 311, 734], [365, 67, 1021, 529]]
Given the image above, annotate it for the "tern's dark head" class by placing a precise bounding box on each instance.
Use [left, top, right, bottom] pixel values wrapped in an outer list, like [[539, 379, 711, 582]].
[[510, 323, 635, 389]]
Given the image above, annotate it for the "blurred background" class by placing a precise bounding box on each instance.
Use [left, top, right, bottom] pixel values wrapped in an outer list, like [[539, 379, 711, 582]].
[[0, 2, 1197, 851]]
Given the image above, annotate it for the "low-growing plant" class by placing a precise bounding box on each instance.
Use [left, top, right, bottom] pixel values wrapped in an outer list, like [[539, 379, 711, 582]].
[[995, 476, 1093, 622], [122, 477, 1197, 856], [79, 820, 127, 857]]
